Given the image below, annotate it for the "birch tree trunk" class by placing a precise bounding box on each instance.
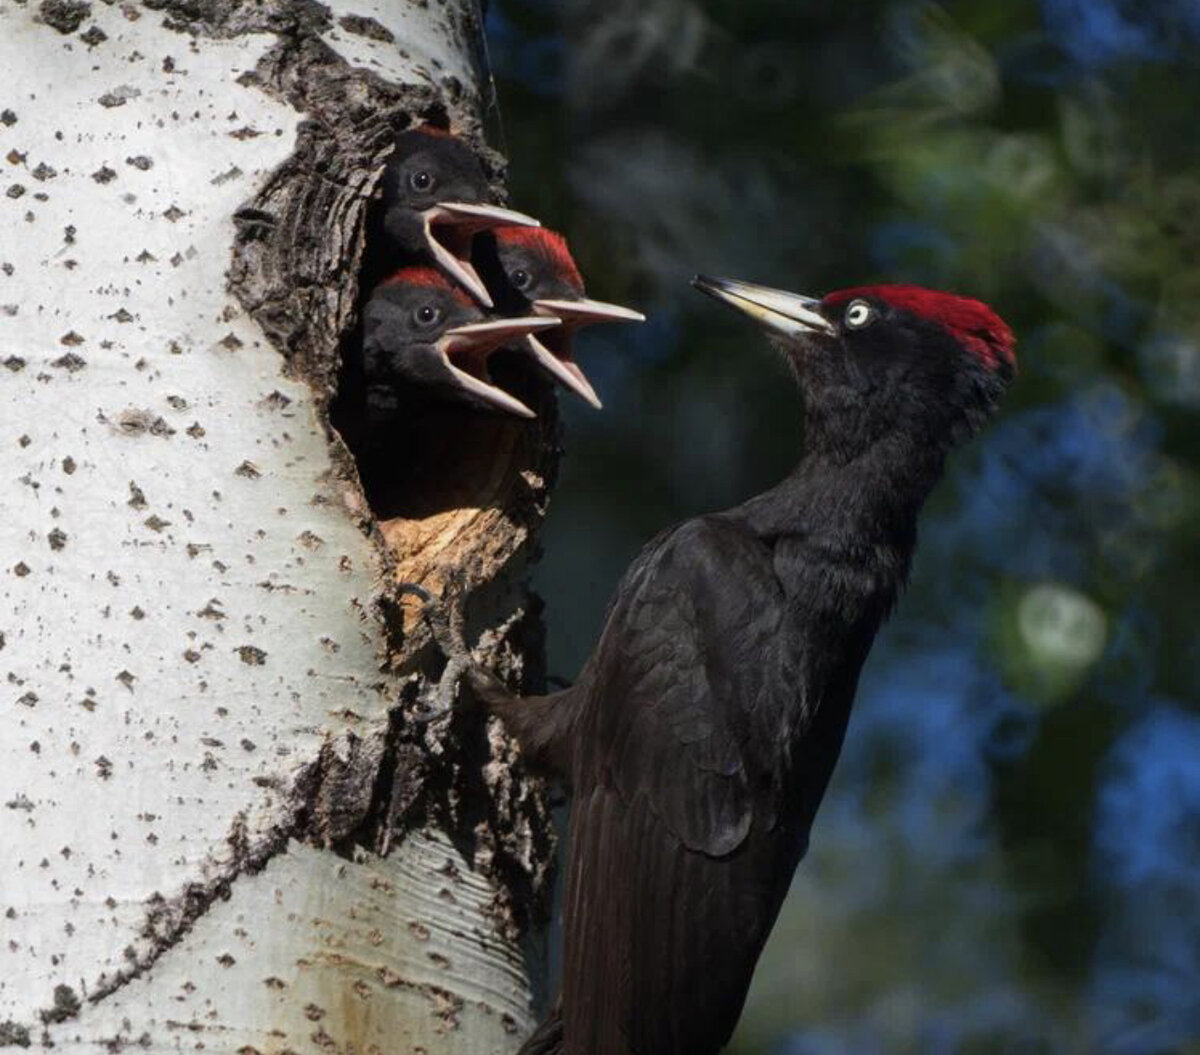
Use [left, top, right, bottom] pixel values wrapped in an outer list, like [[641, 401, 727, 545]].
[[0, 1, 558, 1052]]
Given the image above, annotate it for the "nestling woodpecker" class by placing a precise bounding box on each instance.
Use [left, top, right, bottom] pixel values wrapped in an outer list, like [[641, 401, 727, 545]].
[[410, 277, 1016, 1055], [487, 227, 645, 408], [362, 267, 559, 422], [380, 126, 540, 307]]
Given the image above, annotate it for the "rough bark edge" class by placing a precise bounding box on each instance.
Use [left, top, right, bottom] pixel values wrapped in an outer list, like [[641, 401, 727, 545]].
[[11, 727, 379, 1044], [143, 0, 560, 960], [0, 0, 556, 1040]]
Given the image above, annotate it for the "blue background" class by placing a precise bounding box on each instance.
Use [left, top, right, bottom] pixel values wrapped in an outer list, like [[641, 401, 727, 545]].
[[486, 2, 1200, 1051]]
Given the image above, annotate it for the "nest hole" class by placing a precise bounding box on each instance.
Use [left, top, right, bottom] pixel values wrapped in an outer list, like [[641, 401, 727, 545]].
[[329, 188, 555, 526]]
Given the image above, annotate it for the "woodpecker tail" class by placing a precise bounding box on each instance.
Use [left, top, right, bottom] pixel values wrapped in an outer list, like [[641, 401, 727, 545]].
[[518, 1004, 564, 1055]]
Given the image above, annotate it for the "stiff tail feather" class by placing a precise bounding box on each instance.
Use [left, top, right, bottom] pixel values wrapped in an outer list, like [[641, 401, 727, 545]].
[[518, 1004, 564, 1055]]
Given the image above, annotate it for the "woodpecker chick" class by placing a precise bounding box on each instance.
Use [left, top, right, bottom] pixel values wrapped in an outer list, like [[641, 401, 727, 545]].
[[363, 267, 559, 421], [381, 126, 540, 307], [413, 278, 1015, 1055], [491, 227, 645, 408]]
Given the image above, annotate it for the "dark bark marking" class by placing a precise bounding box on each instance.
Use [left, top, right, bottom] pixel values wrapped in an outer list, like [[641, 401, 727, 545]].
[[338, 13, 392, 43], [59, 0, 562, 1018], [0, 1020, 31, 1047], [37, 0, 90, 34]]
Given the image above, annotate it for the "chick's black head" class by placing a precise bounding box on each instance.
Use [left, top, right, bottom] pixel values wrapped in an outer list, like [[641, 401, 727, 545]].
[[378, 127, 540, 307], [485, 228, 645, 409], [493, 227, 586, 307], [365, 266, 479, 338], [381, 128, 490, 248], [363, 267, 557, 420]]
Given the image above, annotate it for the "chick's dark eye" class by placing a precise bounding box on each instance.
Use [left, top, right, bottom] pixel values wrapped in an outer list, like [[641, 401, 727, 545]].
[[510, 268, 531, 292], [408, 170, 434, 193], [413, 304, 441, 328]]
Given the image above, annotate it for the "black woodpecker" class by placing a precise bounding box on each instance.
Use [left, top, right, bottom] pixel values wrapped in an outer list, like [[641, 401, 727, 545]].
[[412, 279, 1016, 1055], [361, 266, 559, 423], [486, 226, 645, 408], [380, 126, 539, 307]]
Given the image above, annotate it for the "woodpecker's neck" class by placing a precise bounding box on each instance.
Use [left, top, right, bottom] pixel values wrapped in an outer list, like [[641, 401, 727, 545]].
[[733, 430, 949, 584]]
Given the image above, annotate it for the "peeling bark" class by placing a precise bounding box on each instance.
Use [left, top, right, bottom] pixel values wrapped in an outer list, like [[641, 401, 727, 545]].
[[0, 0, 557, 1051]]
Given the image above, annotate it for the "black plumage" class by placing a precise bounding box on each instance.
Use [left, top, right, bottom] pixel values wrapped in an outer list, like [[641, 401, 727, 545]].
[[359, 266, 557, 424], [480, 226, 644, 408], [418, 277, 1016, 1055], [378, 126, 539, 307]]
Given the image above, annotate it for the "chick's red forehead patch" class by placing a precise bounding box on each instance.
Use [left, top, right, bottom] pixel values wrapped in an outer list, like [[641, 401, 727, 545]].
[[496, 227, 585, 292], [380, 266, 474, 307], [825, 284, 1016, 371]]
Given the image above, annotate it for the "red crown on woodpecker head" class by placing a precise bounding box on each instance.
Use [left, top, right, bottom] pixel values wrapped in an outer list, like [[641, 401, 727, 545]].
[[824, 284, 1016, 372], [496, 227, 585, 292], [380, 266, 474, 307]]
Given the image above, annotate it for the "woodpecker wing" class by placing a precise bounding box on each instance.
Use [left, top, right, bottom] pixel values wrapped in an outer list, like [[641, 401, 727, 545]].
[[563, 517, 801, 1054]]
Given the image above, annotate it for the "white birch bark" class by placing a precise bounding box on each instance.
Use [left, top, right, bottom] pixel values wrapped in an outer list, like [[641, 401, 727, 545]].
[[0, 1, 556, 1052]]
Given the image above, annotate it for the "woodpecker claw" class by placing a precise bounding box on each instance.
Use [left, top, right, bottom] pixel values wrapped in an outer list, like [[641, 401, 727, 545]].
[[400, 582, 473, 721]]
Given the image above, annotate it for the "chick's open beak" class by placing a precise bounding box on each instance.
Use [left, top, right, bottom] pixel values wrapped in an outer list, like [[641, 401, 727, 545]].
[[423, 202, 541, 309], [532, 297, 646, 325], [518, 297, 645, 410], [691, 275, 835, 338], [436, 316, 560, 419], [522, 333, 603, 409]]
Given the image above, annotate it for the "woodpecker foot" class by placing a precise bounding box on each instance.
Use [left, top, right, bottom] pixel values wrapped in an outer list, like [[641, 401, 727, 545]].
[[400, 582, 476, 722]]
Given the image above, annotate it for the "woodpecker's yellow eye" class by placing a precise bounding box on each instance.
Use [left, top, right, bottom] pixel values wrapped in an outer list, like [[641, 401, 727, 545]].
[[845, 300, 873, 328]]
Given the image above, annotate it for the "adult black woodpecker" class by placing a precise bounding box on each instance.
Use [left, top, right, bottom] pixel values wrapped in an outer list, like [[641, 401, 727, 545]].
[[411, 279, 1016, 1054], [487, 226, 645, 408], [380, 126, 539, 307], [361, 266, 560, 423]]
